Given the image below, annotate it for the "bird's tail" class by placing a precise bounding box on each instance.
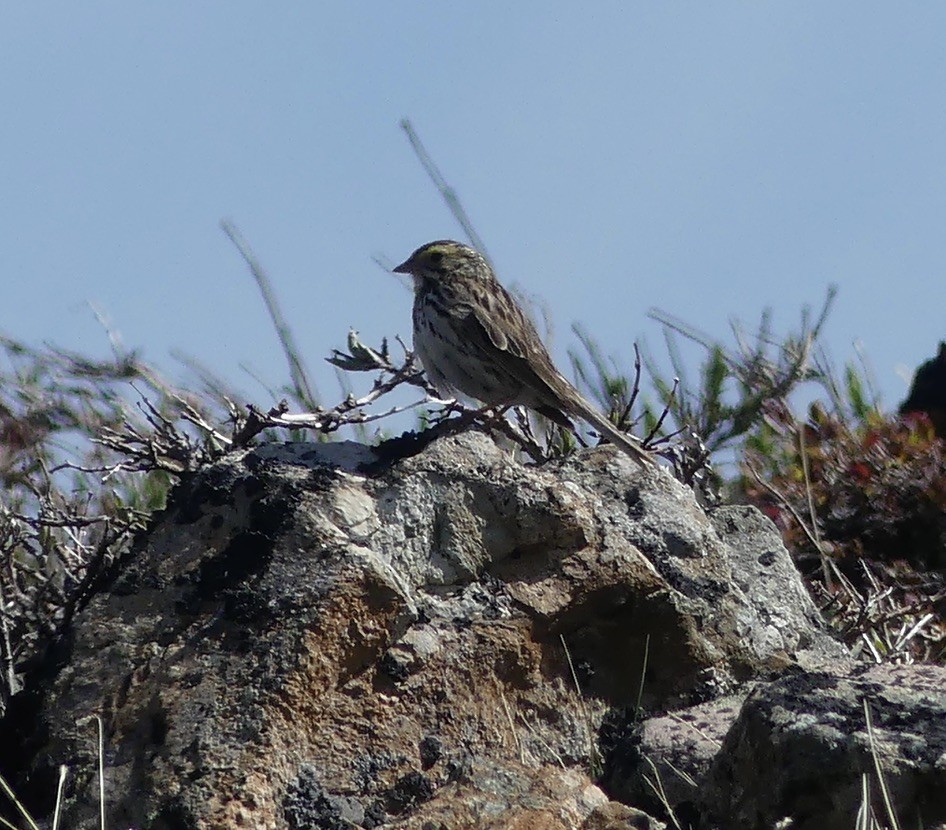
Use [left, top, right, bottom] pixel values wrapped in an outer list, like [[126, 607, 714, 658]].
[[576, 402, 655, 468]]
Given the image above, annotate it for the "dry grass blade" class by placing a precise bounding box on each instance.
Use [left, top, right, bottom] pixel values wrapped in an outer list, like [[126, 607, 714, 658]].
[[96, 715, 106, 830], [559, 634, 600, 776], [863, 699, 901, 830], [635, 633, 650, 714], [220, 220, 318, 409], [497, 686, 525, 764], [400, 119, 491, 267], [0, 770, 41, 830], [642, 756, 685, 830], [855, 773, 872, 830], [52, 765, 67, 830]]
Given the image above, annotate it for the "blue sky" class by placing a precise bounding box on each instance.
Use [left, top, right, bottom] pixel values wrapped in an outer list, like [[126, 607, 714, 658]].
[[3, 4, 945, 421]]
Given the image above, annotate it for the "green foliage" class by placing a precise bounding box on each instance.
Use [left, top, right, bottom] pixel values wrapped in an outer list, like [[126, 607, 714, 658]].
[[569, 288, 837, 458]]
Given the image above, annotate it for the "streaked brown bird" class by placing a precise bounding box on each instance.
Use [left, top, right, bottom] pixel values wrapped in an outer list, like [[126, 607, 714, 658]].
[[393, 240, 654, 467]]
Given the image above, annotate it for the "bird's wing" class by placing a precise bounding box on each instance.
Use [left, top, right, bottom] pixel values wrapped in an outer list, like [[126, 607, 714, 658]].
[[458, 288, 653, 465], [457, 286, 573, 409]]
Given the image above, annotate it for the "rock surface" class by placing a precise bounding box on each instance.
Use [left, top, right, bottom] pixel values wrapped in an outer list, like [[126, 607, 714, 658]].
[[1, 430, 936, 829], [704, 663, 946, 830]]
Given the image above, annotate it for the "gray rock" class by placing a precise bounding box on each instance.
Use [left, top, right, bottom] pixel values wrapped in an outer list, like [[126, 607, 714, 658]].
[[615, 693, 749, 822], [0, 433, 852, 829], [703, 664, 946, 830]]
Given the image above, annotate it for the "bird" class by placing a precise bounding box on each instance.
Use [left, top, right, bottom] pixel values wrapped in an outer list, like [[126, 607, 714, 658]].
[[393, 240, 655, 467]]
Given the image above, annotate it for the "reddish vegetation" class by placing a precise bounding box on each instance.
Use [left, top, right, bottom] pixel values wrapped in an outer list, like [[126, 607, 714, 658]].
[[743, 410, 946, 663]]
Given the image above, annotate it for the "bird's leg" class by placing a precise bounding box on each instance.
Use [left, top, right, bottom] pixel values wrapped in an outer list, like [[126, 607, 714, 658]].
[[463, 402, 511, 429], [426, 399, 465, 427]]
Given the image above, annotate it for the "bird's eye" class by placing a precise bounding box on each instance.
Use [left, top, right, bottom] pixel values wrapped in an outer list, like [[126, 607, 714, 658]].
[[427, 250, 444, 268]]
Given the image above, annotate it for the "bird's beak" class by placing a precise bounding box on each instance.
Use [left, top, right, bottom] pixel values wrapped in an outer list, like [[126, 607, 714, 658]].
[[392, 257, 412, 275]]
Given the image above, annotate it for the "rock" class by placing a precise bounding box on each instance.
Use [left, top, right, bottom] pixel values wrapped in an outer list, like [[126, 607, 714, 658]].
[[708, 507, 853, 674], [0, 432, 849, 828], [582, 800, 667, 829], [610, 693, 748, 824], [702, 663, 946, 830]]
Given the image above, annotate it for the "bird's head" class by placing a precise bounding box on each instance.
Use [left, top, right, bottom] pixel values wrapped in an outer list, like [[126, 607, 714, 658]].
[[393, 240, 489, 286]]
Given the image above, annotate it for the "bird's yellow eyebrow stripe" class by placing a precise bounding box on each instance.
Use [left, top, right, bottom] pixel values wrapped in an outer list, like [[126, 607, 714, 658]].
[[423, 244, 453, 257]]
